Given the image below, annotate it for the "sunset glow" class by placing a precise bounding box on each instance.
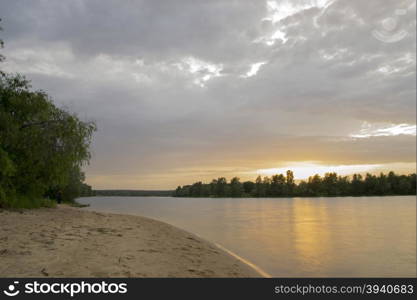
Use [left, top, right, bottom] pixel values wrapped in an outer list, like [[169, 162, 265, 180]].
[[1, 0, 415, 189], [256, 163, 383, 180]]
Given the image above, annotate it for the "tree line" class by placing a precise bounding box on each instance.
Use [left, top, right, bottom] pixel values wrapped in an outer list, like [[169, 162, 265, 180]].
[[173, 170, 416, 198], [0, 21, 95, 208], [94, 190, 173, 197]]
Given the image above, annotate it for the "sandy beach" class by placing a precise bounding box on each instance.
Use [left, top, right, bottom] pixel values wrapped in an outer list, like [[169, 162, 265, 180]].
[[0, 205, 260, 278]]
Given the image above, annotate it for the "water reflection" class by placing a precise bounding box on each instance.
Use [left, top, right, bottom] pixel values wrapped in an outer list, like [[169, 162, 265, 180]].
[[79, 196, 416, 277], [291, 199, 331, 276]]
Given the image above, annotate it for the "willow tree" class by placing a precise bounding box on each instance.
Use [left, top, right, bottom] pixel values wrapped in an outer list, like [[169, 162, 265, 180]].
[[0, 19, 96, 207], [0, 73, 96, 207]]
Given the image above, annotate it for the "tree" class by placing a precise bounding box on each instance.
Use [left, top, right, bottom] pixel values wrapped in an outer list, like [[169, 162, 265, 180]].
[[263, 177, 271, 196], [376, 173, 390, 195], [45, 166, 93, 202], [307, 174, 323, 196], [173, 171, 416, 198], [1, 27, 96, 207], [323, 172, 338, 196], [190, 181, 203, 197], [336, 176, 350, 196], [364, 173, 378, 195], [350, 174, 364, 196], [397, 176, 411, 195], [270, 174, 286, 196], [174, 186, 183, 197], [0, 72, 96, 207], [254, 175, 265, 197], [230, 177, 243, 197], [243, 181, 255, 195], [210, 179, 218, 195], [286, 170, 295, 196], [296, 180, 308, 196], [215, 177, 228, 197], [409, 173, 416, 194]]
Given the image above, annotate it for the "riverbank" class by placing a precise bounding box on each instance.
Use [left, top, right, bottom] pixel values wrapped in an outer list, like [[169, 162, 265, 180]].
[[0, 205, 260, 277]]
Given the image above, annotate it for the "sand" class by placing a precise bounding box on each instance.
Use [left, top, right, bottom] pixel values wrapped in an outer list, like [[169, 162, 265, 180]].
[[0, 205, 260, 278]]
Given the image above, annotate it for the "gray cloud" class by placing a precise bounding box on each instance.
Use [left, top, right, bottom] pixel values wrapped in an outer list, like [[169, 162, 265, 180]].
[[0, 0, 415, 188]]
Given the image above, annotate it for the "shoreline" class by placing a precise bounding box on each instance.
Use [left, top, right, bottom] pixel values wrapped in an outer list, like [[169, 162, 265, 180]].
[[86, 194, 415, 198], [0, 205, 262, 278]]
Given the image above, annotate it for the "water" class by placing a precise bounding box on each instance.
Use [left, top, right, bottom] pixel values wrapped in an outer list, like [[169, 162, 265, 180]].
[[78, 196, 416, 277]]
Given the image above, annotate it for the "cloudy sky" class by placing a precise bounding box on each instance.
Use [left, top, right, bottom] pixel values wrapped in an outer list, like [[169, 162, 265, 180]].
[[1, 0, 415, 189]]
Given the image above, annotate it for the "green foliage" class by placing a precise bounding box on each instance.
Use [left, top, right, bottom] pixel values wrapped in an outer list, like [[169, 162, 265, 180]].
[[0, 31, 96, 208], [173, 171, 416, 198], [45, 166, 95, 203], [230, 177, 243, 197], [1, 195, 56, 209]]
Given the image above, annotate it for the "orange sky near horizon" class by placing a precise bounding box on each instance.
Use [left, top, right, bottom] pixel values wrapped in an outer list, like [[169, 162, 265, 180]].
[[2, 1, 415, 190], [85, 161, 416, 190]]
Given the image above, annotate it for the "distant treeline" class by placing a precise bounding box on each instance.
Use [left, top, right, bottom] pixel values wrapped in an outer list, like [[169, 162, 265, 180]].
[[173, 171, 416, 198], [94, 190, 173, 197]]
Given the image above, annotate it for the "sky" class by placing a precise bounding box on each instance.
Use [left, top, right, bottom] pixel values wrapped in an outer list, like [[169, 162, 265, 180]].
[[0, 0, 415, 189]]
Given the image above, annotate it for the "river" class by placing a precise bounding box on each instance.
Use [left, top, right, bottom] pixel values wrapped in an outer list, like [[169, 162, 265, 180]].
[[78, 195, 416, 277]]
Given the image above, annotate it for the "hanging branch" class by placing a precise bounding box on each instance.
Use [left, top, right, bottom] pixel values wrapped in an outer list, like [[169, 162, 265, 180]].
[[19, 120, 60, 130]]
